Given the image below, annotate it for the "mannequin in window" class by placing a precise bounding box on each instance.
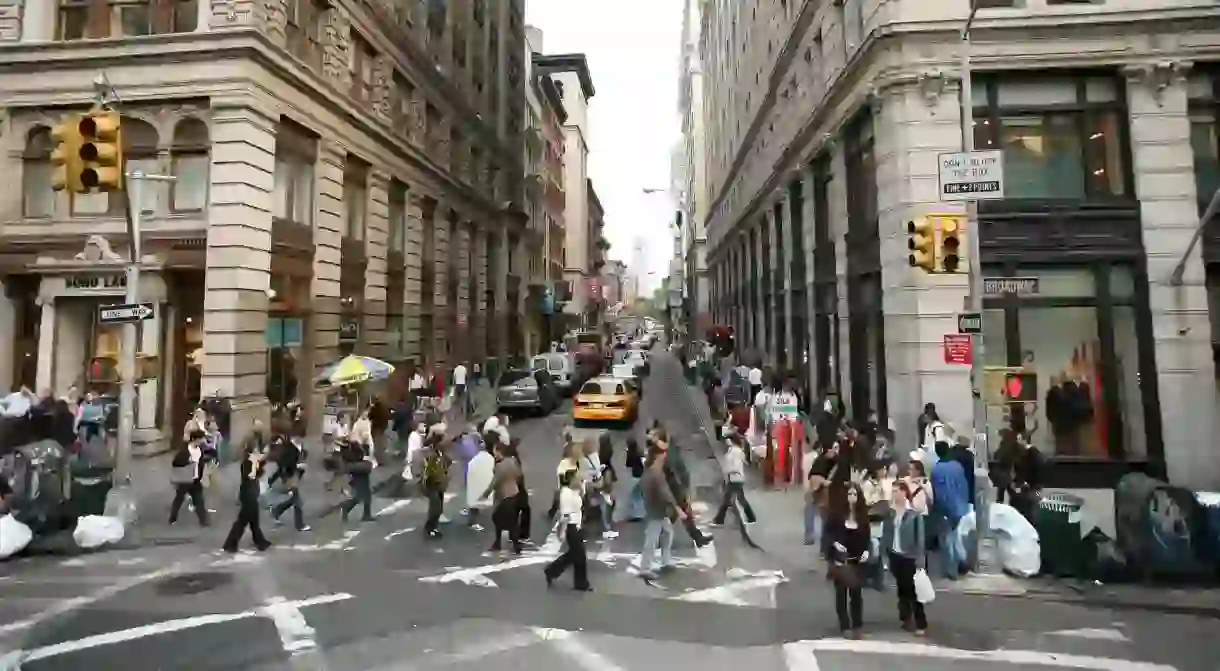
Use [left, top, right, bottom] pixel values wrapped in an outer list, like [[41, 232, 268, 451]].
[[1044, 374, 1093, 457]]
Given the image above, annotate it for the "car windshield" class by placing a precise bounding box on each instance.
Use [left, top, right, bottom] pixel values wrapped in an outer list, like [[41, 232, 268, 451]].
[[579, 380, 623, 395], [500, 370, 533, 386]]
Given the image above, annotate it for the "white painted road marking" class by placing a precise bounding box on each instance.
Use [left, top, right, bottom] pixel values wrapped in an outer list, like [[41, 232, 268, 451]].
[[532, 627, 627, 671], [9, 593, 352, 664], [375, 499, 412, 518], [419, 554, 552, 583], [675, 574, 785, 607], [384, 527, 416, 541], [785, 638, 1179, 671], [1051, 628, 1130, 642]]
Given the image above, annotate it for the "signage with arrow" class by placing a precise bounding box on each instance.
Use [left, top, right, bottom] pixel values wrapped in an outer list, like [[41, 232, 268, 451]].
[[99, 302, 155, 324], [957, 312, 982, 334]]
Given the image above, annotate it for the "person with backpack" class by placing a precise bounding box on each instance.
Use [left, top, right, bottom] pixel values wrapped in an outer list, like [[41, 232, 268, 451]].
[[420, 434, 451, 540], [340, 435, 375, 524], [168, 430, 209, 527]]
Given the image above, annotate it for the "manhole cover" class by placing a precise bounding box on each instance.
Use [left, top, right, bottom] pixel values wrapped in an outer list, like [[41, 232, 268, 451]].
[[155, 571, 233, 596]]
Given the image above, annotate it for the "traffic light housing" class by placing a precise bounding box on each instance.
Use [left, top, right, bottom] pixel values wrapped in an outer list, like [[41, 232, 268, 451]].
[[78, 110, 123, 192], [1002, 372, 1038, 403], [936, 214, 967, 274], [907, 217, 937, 272], [50, 115, 84, 193]]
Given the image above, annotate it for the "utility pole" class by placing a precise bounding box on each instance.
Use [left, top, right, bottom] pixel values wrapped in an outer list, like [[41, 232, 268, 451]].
[[86, 73, 177, 521], [959, 1, 1001, 576]]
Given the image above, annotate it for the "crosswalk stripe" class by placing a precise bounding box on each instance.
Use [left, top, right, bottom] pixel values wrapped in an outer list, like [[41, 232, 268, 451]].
[[785, 639, 1179, 671]]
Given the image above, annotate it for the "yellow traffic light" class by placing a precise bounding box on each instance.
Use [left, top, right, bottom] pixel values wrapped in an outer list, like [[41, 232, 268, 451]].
[[50, 115, 84, 193], [936, 214, 967, 274], [78, 110, 123, 192], [907, 217, 937, 272]]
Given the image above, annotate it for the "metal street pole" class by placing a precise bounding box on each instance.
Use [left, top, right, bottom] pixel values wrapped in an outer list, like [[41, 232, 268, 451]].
[[109, 170, 175, 522], [959, 0, 1000, 575]]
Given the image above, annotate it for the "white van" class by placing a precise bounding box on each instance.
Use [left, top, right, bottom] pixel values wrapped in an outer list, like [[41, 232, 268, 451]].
[[531, 352, 575, 394]]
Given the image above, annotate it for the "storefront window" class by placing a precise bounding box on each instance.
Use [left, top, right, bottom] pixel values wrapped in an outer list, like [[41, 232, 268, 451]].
[[982, 266, 1148, 461], [1189, 71, 1220, 213]]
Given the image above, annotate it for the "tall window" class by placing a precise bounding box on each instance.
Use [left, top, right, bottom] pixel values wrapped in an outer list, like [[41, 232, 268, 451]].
[[285, 0, 325, 71], [973, 74, 1131, 201], [272, 122, 316, 227], [343, 157, 367, 241], [170, 118, 209, 212], [171, 0, 198, 32], [22, 127, 55, 219], [388, 183, 407, 256], [349, 31, 376, 102], [1189, 70, 1220, 214], [58, 0, 151, 40]]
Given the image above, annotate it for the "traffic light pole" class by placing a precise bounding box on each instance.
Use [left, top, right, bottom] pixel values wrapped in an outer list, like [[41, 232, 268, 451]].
[[960, 3, 1001, 577], [110, 170, 175, 523]]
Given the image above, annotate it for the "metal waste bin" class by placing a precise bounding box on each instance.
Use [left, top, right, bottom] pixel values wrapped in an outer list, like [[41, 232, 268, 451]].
[[1034, 492, 1086, 577], [67, 463, 114, 519]]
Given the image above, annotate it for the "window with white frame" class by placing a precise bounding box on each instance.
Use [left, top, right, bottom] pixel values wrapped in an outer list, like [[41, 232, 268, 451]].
[[272, 122, 317, 227], [22, 127, 56, 219], [170, 117, 209, 212]]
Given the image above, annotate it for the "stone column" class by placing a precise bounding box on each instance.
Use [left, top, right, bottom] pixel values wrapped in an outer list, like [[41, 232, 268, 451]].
[[1126, 63, 1220, 488], [829, 141, 854, 417], [491, 228, 508, 363], [404, 194, 426, 365], [201, 99, 276, 441], [456, 221, 472, 363], [312, 140, 344, 395], [34, 297, 54, 392], [472, 227, 488, 362], [136, 307, 161, 431], [432, 205, 451, 371], [364, 170, 390, 359]]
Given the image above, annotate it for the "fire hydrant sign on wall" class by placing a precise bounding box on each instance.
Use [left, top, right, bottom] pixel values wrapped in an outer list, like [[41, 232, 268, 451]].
[[943, 334, 973, 365]]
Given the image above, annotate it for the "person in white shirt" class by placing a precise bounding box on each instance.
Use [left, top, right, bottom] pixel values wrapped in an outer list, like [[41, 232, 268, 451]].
[[747, 367, 764, 404], [402, 423, 428, 485], [543, 468, 592, 591], [712, 435, 757, 525], [452, 362, 469, 416]]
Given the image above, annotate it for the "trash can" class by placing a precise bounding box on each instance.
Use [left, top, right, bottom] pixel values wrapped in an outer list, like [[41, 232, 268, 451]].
[[1034, 492, 1086, 578], [66, 463, 114, 520]]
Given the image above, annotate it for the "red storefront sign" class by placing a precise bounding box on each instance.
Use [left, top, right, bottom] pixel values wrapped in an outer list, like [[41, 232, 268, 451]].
[[942, 334, 972, 365]]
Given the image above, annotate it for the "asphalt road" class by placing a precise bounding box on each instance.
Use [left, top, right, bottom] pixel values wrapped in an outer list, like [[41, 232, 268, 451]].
[[1, 351, 1216, 670]]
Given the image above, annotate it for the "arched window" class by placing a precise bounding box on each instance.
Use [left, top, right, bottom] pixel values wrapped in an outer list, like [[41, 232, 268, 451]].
[[22, 126, 55, 219], [171, 118, 209, 212], [71, 116, 159, 216]]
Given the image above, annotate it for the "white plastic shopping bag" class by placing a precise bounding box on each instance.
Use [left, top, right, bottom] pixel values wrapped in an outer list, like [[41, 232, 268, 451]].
[[913, 568, 936, 604], [0, 513, 33, 559], [72, 515, 126, 550]]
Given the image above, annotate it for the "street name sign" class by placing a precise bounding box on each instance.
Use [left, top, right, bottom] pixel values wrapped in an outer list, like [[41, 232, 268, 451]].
[[957, 312, 982, 334], [983, 277, 1040, 298], [99, 302, 154, 324], [938, 150, 1005, 201]]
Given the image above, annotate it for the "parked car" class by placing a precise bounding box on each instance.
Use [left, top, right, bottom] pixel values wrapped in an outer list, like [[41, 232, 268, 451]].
[[610, 363, 643, 397], [531, 352, 576, 395], [496, 368, 560, 416]]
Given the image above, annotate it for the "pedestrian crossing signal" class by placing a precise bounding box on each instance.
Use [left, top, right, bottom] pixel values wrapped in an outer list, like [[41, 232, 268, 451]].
[[1003, 372, 1037, 402]]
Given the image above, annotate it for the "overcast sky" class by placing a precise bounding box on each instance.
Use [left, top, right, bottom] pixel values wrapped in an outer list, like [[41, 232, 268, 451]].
[[525, 0, 685, 294]]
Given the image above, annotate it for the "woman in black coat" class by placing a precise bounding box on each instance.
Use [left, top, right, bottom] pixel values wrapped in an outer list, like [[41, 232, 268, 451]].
[[222, 442, 272, 553]]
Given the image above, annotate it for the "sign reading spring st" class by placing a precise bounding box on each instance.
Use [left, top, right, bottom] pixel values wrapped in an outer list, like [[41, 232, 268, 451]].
[[938, 150, 1005, 201]]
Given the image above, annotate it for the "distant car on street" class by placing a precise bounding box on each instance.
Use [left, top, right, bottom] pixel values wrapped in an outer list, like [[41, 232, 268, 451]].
[[496, 368, 560, 416], [572, 376, 638, 426], [530, 352, 576, 395]]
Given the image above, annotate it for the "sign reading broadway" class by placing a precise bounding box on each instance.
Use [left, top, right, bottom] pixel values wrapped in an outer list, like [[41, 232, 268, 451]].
[[938, 150, 1005, 201]]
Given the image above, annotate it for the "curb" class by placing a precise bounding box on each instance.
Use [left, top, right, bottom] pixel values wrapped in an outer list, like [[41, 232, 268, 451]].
[[671, 355, 760, 550], [951, 586, 1220, 619]]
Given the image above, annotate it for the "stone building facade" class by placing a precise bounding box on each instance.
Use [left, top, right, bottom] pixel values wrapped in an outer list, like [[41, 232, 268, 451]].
[[701, 0, 1220, 491], [0, 0, 529, 449]]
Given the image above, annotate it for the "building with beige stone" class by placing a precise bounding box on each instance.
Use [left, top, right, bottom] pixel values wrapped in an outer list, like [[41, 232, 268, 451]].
[[523, 26, 567, 354], [700, 0, 1220, 497], [0, 0, 529, 452]]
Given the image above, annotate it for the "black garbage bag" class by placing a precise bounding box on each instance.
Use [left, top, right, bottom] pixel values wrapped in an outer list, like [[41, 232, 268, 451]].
[[1081, 527, 1136, 584]]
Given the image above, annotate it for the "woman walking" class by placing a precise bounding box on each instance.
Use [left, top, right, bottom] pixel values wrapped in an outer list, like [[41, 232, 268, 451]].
[[222, 442, 272, 553], [622, 437, 646, 522], [543, 469, 592, 592], [883, 480, 929, 635], [827, 482, 870, 638], [482, 440, 523, 554], [168, 429, 209, 526]]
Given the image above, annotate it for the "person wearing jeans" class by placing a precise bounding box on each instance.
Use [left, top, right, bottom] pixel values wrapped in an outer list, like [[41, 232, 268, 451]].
[[930, 442, 970, 580], [884, 480, 930, 635], [712, 436, 756, 525], [638, 444, 686, 579]]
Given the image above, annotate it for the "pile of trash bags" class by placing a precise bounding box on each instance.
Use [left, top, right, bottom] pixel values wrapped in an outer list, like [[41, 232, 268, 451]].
[[957, 502, 1043, 578]]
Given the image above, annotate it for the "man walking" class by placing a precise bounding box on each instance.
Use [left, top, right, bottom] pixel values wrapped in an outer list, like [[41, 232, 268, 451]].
[[639, 444, 686, 580]]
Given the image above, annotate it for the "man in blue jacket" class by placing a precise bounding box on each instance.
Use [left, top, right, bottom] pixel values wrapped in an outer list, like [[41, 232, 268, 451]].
[[930, 442, 970, 580]]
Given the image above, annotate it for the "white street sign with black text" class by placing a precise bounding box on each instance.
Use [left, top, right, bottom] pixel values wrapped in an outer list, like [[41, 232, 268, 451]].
[[939, 150, 1005, 201]]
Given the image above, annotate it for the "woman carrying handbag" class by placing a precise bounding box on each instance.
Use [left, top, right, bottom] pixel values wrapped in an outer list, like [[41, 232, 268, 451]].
[[826, 482, 871, 639]]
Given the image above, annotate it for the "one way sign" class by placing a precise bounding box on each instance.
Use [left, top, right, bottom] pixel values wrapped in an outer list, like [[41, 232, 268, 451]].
[[99, 303, 155, 324]]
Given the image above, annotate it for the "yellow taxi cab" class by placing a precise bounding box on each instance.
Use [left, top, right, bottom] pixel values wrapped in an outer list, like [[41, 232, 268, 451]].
[[572, 376, 639, 425]]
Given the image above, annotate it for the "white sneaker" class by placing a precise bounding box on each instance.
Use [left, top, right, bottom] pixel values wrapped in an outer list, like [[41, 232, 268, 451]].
[[603, 530, 619, 539], [470, 523, 485, 531]]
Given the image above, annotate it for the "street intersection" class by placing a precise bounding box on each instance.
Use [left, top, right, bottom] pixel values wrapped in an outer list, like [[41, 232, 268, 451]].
[[0, 355, 1215, 670]]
